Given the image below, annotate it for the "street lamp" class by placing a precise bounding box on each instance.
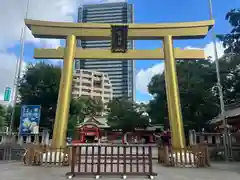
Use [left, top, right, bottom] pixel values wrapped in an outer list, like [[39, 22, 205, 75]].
[[9, 0, 31, 135], [208, 0, 231, 161]]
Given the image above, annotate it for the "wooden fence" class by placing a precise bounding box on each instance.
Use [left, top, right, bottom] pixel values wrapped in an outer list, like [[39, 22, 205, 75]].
[[188, 131, 240, 146], [23, 145, 70, 166], [66, 144, 157, 179], [188, 131, 240, 161], [158, 145, 210, 168]]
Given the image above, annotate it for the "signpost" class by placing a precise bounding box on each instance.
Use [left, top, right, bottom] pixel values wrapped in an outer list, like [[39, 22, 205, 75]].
[[111, 25, 128, 53], [19, 105, 41, 135], [4, 87, 11, 101]]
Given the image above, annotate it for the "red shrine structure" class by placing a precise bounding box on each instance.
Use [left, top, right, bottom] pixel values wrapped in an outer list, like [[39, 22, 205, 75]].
[[71, 116, 163, 144]]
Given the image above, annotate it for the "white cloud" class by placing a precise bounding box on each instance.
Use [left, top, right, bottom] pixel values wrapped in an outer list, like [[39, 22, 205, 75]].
[[185, 41, 225, 60], [0, 52, 27, 105], [0, 0, 125, 50], [0, 0, 124, 105], [203, 41, 225, 60], [136, 41, 225, 95], [136, 62, 164, 95], [136, 100, 153, 105]]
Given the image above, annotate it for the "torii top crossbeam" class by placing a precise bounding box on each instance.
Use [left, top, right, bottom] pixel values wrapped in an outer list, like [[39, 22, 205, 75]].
[[25, 19, 214, 40], [25, 19, 214, 60]]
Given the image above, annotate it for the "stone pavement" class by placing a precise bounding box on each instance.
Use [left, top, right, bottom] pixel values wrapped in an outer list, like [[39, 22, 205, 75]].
[[1, 162, 240, 180]]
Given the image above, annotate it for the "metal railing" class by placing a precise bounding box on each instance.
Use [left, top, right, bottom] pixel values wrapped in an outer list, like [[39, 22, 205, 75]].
[[0, 144, 25, 161]]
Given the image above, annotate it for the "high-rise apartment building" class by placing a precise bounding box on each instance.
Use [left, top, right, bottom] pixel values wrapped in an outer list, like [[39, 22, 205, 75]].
[[72, 69, 113, 105], [76, 2, 135, 101]]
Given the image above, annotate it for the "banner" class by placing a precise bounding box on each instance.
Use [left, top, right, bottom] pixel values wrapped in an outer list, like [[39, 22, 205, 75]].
[[19, 105, 41, 135]]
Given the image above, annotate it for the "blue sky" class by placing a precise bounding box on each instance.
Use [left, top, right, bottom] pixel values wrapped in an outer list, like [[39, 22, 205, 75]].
[[3, 0, 239, 104]]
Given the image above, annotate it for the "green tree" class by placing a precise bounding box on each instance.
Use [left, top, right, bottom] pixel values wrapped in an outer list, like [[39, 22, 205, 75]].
[[147, 73, 168, 126], [148, 10, 240, 131], [217, 9, 240, 54], [0, 104, 6, 130], [68, 96, 104, 137], [148, 60, 219, 131], [217, 9, 240, 103], [214, 55, 240, 104], [18, 62, 61, 130], [106, 98, 149, 132], [9, 105, 21, 131], [69, 96, 104, 123]]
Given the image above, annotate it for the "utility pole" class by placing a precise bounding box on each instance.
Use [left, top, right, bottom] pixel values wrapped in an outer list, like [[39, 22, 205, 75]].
[[208, 0, 231, 161]]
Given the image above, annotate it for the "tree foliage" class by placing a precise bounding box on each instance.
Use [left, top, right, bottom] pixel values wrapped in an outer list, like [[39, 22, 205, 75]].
[[147, 9, 240, 131], [217, 55, 240, 104], [68, 96, 104, 137], [147, 73, 168, 126], [0, 104, 6, 130], [11, 105, 21, 131], [18, 62, 61, 129], [148, 60, 219, 131], [217, 9, 240, 103], [217, 9, 240, 54], [0, 105, 19, 131], [70, 96, 104, 119], [106, 98, 149, 132]]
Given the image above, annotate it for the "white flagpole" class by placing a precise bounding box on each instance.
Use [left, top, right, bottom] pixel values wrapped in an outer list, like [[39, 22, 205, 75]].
[[208, 0, 230, 161], [9, 0, 31, 135]]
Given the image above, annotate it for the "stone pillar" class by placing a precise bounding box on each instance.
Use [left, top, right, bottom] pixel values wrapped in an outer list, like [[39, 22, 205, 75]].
[[18, 136, 23, 145], [26, 136, 31, 143], [45, 131, 50, 145]]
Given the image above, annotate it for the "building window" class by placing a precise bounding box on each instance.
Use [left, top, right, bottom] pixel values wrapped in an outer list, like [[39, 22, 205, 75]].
[[73, 87, 79, 91], [82, 77, 92, 81], [93, 96, 102, 100], [104, 86, 110, 89], [94, 90, 102, 94], [94, 74, 102, 78], [82, 89, 91, 93], [72, 94, 78, 98], [82, 82, 91, 87], [75, 82, 80, 86], [104, 80, 109, 84], [93, 80, 102, 88], [82, 71, 92, 75]]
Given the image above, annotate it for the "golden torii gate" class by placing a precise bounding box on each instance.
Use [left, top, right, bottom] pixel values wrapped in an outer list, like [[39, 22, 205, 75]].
[[25, 19, 214, 149]]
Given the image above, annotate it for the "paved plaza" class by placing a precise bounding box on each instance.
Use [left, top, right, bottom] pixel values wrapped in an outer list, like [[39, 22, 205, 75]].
[[1, 162, 240, 180]]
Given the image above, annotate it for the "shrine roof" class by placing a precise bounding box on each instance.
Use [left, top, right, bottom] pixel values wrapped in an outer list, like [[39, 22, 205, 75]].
[[209, 101, 240, 124], [78, 116, 109, 128]]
